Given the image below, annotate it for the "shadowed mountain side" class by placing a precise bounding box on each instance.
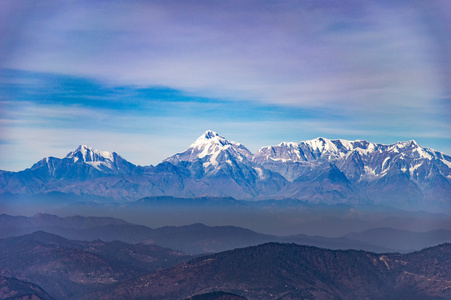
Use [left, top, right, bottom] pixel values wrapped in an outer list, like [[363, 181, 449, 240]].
[[0, 231, 191, 299], [86, 243, 451, 300], [0, 276, 54, 300], [0, 213, 395, 254], [276, 163, 361, 204]]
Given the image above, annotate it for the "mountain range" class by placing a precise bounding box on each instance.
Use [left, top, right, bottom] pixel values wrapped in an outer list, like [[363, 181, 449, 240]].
[[2, 213, 451, 254], [0, 213, 392, 254], [0, 231, 191, 299], [86, 242, 451, 300], [1, 230, 450, 300], [1, 130, 450, 210]]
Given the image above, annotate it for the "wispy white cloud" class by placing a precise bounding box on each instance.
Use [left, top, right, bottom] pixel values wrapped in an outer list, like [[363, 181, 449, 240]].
[[0, 0, 450, 170], [2, 1, 448, 105]]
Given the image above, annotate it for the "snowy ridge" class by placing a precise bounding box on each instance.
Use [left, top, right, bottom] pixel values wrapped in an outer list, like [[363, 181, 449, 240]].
[[302, 137, 382, 158], [164, 132, 450, 187], [163, 130, 281, 182], [253, 136, 451, 183], [304, 137, 342, 153], [256, 137, 448, 162], [255, 142, 307, 163]]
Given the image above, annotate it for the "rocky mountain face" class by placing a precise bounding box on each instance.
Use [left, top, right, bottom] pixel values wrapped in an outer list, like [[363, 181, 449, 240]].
[[162, 130, 289, 199], [254, 137, 451, 207], [1, 131, 450, 210], [86, 242, 451, 300]]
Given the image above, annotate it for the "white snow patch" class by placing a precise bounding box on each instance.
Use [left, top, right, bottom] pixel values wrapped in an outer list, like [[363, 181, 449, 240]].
[[382, 157, 390, 170], [65, 145, 117, 170], [209, 151, 220, 166], [364, 166, 377, 178], [409, 163, 422, 177], [441, 159, 451, 169], [336, 139, 354, 150], [270, 157, 289, 162], [305, 138, 338, 153], [355, 148, 374, 156], [255, 167, 265, 179], [86, 161, 111, 171], [414, 148, 433, 160], [277, 142, 299, 147], [186, 130, 252, 162], [98, 150, 114, 161]]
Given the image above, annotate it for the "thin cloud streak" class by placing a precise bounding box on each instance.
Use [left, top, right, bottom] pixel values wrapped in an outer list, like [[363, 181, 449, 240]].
[[2, 1, 449, 105], [0, 0, 450, 170]]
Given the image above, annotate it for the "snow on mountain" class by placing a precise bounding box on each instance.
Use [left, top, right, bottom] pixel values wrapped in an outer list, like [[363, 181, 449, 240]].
[[0, 132, 449, 209], [254, 142, 308, 164], [28, 145, 136, 178], [256, 137, 448, 168], [164, 130, 253, 167], [66, 145, 117, 171], [253, 137, 379, 164], [254, 137, 451, 184], [161, 130, 288, 198]]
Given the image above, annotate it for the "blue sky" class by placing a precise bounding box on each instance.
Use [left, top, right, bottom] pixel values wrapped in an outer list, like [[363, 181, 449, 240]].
[[0, 0, 450, 171]]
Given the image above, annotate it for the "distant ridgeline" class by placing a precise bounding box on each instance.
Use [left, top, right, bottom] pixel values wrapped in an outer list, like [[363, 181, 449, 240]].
[[1, 130, 450, 211]]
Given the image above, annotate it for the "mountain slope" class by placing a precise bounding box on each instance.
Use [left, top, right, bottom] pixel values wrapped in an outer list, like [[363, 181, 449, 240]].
[[0, 231, 190, 299], [0, 276, 54, 300], [162, 130, 288, 199], [254, 137, 451, 208], [165, 130, 253, 165], [0, 145, 137, 198], [88, 242, 451, 300], [278, 163, 360, 204], [254, 137, 451, 183]]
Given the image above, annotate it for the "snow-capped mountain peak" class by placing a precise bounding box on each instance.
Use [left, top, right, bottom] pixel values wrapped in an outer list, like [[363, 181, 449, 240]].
[[63, 145, 122, 171], [189, 130, 236, 156], [165, 130, 253, 164], [66, 145, 115, 163], [254, 142, 307, 163], [202, 130, 219, 140], [304, 137, 340, 153], [29, 145, 135, 177]]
